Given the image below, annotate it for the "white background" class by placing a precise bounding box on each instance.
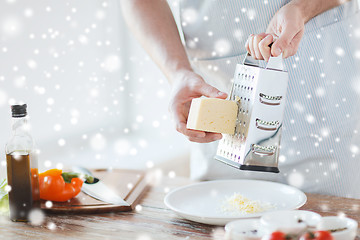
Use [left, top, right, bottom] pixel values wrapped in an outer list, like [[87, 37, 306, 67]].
[[0, 0, 189, 178]]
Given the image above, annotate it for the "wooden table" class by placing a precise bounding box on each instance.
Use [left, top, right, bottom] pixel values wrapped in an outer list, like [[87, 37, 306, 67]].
[[1, 176, 359, 239]]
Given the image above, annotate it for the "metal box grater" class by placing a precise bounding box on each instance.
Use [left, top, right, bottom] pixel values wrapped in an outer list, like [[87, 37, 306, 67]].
[[215, 54, 288, 173]]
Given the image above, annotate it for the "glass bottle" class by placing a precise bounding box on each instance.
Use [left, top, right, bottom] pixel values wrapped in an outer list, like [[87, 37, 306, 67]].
[[5, 104, 40, 222]]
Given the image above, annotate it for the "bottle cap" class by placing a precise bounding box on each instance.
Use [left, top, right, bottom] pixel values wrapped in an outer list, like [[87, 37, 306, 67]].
[[11, 104, 27, 118]]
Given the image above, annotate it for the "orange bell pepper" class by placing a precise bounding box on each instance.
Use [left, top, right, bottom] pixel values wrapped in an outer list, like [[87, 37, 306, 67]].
[[39, 169, 88, 202]]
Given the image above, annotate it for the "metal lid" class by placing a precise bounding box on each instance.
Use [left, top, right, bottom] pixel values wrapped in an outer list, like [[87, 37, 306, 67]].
[[11, 104, 27, 118]]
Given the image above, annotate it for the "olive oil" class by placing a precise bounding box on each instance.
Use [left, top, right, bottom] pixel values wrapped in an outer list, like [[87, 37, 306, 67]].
[[6, 152, 33, 221], [5, 104, 40, 222]]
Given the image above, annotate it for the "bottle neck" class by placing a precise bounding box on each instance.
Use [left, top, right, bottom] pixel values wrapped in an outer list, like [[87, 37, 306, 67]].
[[11, 116, 29, 136]]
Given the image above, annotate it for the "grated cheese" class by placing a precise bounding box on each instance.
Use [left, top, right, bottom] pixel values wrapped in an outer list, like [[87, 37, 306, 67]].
[[221, 193, 274, 214]]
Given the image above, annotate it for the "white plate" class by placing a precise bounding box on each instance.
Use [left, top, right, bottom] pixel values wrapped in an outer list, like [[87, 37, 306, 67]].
[[225, 219, 264, 240], [164, 179, 307, 226], [260, 210, 322, 234]]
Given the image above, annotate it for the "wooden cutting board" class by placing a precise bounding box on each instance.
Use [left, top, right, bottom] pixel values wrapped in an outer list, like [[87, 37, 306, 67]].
[[41, 169, 149, 214]]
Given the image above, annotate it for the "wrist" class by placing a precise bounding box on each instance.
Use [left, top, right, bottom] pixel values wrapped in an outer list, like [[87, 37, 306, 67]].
[[167, 65, 195, 85], [288, 0, 312, 23]]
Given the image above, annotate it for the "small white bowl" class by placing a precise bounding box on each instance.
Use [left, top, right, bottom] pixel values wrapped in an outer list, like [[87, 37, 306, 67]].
[[225, 219, 265, 240], [316, 216, 358, 240], [260, 210, 322, 235]]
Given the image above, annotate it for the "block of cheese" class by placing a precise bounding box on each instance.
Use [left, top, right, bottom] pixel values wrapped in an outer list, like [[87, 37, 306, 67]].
[[187, 98, 238, 134]]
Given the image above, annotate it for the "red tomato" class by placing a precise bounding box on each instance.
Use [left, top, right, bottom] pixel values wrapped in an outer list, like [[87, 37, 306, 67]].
[[300, 231, 333, 240], [262, 231, 288, 240]]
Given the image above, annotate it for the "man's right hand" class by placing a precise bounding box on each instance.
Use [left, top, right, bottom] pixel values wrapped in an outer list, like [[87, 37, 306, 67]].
[[169, 70, 228, 143]]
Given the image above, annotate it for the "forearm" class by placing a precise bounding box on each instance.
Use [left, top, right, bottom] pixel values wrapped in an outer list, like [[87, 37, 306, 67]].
[[121, 0, 192, 83], [290, 0, 351, 23]]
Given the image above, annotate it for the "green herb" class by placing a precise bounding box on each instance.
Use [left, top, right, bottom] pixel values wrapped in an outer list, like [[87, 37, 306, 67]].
[[61, 172, 94, 184], [0, 179, 9, 216]]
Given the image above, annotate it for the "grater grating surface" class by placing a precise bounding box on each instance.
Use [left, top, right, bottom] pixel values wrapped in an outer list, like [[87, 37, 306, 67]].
[[215, 54, 288, 173]]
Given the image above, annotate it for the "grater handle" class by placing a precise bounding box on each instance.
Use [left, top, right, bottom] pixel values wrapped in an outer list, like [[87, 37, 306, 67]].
[[243, 42, 274, 66], [244, 53, 285, 71], [266, 53, 285, 71], [243, 42, 286, 71], [243, 53, 259, 67]]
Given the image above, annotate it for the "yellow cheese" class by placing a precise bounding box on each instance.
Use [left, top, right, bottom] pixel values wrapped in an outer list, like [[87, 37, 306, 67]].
[[186, 98, 238, 134]]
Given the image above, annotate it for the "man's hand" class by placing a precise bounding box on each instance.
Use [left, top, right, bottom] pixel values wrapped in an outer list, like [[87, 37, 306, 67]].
[[169, 70, 228, 143], [245, 3, 305, 61]]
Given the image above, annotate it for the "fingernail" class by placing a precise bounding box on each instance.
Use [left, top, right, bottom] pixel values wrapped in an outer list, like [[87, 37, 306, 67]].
[[274, 47, 282, 56], [218, 91, 226, 96]]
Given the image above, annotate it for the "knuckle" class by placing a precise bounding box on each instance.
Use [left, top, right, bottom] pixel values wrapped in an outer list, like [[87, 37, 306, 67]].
[[290, 49, 297, 57], [259, 40, 268, 48], [188, 80, 202, 91], [248, 35, 254, 44], [280, 38, 291, 47], [175, 126, 181, 133], [175, 124, 183, 134]]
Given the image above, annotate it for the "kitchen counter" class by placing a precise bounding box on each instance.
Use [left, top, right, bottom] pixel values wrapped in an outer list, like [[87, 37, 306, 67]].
[[1, 176, 359, 239]]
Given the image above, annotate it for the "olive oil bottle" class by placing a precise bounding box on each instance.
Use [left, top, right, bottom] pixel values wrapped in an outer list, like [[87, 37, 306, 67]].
[[5, 104, 40, 222]]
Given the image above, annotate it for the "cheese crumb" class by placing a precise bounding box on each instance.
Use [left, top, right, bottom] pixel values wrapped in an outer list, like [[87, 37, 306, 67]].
[[221, 193, 274, 214]]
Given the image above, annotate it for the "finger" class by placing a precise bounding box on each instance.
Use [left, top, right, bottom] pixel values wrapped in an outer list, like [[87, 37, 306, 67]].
[[259, 34, 273, 61], [197, 82, 227, 99], [253, 33, 267, 60], [248, 34, 256, 58], [271, 25, 299, 57], [176, 121, 206, 138], [245, 36, 251, 53], [188, 132, 223, 143], [171, 100, 206, 138]]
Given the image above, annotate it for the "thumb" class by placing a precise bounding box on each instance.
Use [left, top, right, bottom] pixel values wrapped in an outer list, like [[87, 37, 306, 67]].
[[271, 25, 297, 57], [198, 82, 227, 99]]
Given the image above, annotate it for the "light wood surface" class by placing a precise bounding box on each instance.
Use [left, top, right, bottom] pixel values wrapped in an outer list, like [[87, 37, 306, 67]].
[[1, 174, 360, 239]]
